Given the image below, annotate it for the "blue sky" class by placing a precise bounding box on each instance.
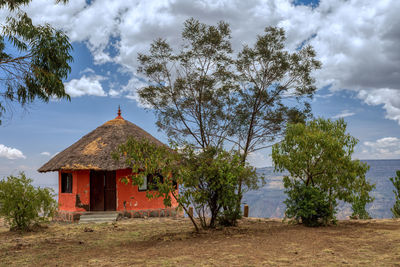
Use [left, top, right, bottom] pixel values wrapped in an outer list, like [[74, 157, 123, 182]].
[[1, 0, 400, 187]]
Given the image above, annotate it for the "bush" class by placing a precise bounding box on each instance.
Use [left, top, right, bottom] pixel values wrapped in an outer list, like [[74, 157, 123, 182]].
[[0, 172, 57, 231], [183, 147, 256, 228], [350, 194, 372, 219], [390, 170, 400, 218], [283, 179, 335, 227]]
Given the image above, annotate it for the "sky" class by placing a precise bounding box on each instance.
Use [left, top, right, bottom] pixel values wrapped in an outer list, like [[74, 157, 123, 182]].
[[1, 0, 400, 187]]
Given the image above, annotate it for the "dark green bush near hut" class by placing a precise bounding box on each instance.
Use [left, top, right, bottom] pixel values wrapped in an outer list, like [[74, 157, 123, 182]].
[[0, 172, 57, 231], [283, 179, 335, 227]]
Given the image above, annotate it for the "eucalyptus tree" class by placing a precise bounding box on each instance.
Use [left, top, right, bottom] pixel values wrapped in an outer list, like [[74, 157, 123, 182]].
[[0, 0, 72, 124], [232, 27, 321, 204], [137, 19, 322, 222], [137, 18, 237, 149]]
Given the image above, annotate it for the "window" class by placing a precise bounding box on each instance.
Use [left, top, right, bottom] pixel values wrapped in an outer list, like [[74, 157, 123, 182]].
[[138, 174, 164, 191], [61, 173, 73, 193], [138, 175, 147, 191]]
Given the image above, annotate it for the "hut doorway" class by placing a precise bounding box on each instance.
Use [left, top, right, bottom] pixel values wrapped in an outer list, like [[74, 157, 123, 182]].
[[90, 171, 116, 211]]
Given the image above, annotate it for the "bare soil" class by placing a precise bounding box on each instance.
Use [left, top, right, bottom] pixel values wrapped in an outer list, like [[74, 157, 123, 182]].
[[1, 217, 400, 266]]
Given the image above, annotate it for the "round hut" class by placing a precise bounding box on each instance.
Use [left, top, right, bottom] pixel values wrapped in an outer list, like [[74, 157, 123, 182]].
[[38, 108, 179, 221]]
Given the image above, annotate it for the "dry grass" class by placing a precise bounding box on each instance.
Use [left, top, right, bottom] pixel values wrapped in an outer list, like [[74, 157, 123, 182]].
[[1, 217, 400, 266]]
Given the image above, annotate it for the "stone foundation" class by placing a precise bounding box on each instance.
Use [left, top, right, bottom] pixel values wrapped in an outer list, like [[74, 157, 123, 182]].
[[54, 211, 83, 222], [121, 207, 182, 219], [54, 208, 183, 222]]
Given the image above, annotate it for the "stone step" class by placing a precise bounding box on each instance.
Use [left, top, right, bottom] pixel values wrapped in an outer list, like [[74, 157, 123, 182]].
[[79, 212, 119, 224], [79, 219, 116, 224], [80, 214, 119, 219]]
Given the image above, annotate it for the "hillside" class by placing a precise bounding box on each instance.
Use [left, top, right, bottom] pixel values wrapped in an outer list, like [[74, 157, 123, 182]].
[[1, 217, 400, 266]]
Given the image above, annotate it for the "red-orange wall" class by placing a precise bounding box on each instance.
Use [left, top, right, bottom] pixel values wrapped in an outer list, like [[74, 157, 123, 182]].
[[116, 169, 178, 211], [58, 170, 90, 212], [58, 169, 178, 212]]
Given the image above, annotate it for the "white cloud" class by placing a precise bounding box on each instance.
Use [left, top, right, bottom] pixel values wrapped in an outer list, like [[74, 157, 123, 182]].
[[120, 76, 150, 107], [40, 152, 51, 156], [64, 75, 107, 97], [360, 137, 400, 159], [80, 67, 95, 75], [331, 110, 356, 119], [109, 89, 121, 97], [315, 93, 334, 99], [0, 144, 26, 160], [358, 89, 400, 124], [8, 0, 400, 124]]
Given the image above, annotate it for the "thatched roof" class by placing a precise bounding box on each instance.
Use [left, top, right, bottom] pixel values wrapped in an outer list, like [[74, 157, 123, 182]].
[[38, 113, 165, 172]]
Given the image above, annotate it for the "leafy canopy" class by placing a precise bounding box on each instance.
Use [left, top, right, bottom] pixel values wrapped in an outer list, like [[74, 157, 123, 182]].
[[0, 0, 72, 124], [137, 18, 321, 156], [138, 18, 236, 149], [234, 26, 321, 157]]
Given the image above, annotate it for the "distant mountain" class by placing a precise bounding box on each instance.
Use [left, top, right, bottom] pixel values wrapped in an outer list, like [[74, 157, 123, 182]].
[[243, 159, 400, 219]]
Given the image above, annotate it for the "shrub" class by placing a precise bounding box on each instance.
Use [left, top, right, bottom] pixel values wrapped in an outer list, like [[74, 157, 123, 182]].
[[390, 170, 400, 218], [183, 147, 255, 228], [350, 193, 373, 219], [0, 172, 57, 231], [283, 179, 335, 227]]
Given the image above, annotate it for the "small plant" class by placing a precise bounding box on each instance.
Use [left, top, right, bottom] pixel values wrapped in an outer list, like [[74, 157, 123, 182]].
[[350, 196, 372, 219], [0, 172, 57, 231], [283, 179, 335, 227], [350, 183, 374, 220], [390, 170, 400, 218]]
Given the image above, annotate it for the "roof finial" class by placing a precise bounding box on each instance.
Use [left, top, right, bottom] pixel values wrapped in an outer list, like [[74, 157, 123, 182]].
[[115, 105, 123, 119]]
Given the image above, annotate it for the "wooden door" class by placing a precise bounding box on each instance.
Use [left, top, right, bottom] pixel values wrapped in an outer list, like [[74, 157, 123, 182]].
[[104, 171, 116, 211], [90, 171, 104, 211], [90, 171, 116, 211]]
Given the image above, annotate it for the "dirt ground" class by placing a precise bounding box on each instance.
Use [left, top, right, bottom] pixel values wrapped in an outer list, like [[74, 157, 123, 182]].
[[1, 217, 400, 266]]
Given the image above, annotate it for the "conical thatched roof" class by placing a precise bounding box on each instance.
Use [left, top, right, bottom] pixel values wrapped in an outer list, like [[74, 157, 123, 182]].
[[38, 112, 165, 172]]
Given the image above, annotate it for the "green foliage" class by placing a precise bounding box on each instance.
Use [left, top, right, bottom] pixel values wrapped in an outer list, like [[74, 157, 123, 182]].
[[137, 18, 236, 148], [0, 172, 57, 231], [234, 27, 320, 156], [283, 179, 335, 227], [350, 178, 374, 219], [182, 147, 257, 228], [272, 118, 375, 225], [0, 0, 72, 124], [390, 170, 400, 218], [350, 195, 372, 220], [114, 138, 256, 230]]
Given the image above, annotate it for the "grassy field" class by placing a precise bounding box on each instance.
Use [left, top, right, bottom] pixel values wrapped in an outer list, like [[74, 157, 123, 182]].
[[1, 217, 400, 266]]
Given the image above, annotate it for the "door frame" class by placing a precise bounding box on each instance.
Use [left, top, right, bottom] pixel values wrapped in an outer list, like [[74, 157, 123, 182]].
[[90, 170, 116, 211]]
